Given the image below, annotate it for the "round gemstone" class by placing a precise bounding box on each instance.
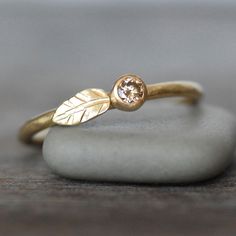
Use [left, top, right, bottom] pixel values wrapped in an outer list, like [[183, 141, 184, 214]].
[[117, 76, 144, 104]]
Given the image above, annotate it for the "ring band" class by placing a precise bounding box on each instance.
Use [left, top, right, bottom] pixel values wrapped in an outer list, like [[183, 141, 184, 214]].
[[19, 74, 203, 146]]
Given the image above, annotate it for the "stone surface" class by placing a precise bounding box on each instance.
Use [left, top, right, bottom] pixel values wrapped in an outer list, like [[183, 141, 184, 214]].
[[43, 103, 236, 183]]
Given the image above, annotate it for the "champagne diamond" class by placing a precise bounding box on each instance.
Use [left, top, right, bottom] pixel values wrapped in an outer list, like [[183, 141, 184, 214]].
[[117, 76, 145, 104]]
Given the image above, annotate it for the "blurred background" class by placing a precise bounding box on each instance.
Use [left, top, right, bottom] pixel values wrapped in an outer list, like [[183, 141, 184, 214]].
[[1, 0, 236, 133], [1, 1, 236, 235]]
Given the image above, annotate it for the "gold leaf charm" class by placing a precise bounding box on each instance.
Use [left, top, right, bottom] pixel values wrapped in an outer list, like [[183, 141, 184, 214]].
[[53, 89, 110, 126]]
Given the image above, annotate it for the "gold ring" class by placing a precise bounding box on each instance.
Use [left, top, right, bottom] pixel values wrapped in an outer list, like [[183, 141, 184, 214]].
[[19, 74, 203, 146]]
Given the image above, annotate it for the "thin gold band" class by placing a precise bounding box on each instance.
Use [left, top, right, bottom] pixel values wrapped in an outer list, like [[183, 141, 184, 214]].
[[19, 75, 203, 146]]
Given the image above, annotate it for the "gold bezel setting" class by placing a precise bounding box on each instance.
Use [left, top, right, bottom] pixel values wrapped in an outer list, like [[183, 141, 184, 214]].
[[110, 74, 147, 111]]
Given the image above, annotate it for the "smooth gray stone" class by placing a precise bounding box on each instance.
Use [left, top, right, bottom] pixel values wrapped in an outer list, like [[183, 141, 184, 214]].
[[43, 102, 236, 183]]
